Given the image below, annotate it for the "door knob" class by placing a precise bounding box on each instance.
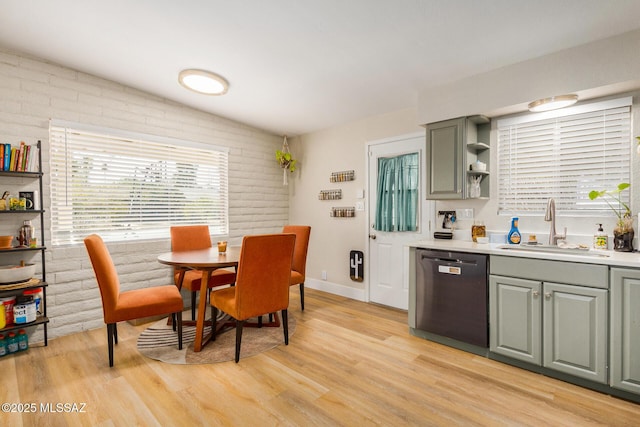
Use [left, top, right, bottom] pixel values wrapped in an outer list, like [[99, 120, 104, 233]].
[[545, 292, 552, 299], [369, 234, 377, 240], [532, 291, 539, 297]]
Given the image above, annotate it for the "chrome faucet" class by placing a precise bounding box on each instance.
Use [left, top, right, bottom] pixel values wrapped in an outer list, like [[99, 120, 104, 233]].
[[544, 198, 566, 245]]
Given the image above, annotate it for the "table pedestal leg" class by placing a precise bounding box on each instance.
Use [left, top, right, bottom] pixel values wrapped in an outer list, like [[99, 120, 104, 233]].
[[193, 270, 212, 352]]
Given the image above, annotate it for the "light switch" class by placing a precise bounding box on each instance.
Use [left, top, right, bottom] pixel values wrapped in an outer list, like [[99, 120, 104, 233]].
[[356, 201, 364, 211], [356, 189, 364, 199]]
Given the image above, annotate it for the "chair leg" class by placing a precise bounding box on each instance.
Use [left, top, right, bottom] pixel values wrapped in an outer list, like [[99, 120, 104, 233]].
[[258, 316, 263, 328], [190, 291, 197, 321], [212, 307, 218, 342], [268, 313, 273, 323], [113, 322, 118, 344], [282, 309, 289, 345], [176, 311, 183, 350], [300, 283, 305, 311], [107, 323, 115, 367], [171, 313, 176, 332], [235, 320, 245, 363]]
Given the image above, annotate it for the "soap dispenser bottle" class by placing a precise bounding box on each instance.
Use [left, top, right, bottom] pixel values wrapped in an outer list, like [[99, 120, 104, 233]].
[[593, 223, 608, 250], [508, 217, 521, 244]]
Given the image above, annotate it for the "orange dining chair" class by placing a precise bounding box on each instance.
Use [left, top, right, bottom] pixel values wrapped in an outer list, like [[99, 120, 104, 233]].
[[210, 233, 296, 363], [84, 234, 183, 367], [170, 225, 237, 320], [282, 225, 311, 310]]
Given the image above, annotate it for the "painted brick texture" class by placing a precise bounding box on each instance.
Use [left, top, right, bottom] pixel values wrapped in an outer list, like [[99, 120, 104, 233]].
[[0, 47, 289, 342]]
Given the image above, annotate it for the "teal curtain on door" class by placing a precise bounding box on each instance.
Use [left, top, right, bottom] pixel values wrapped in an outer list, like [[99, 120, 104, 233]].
[[375, 152, 418, 232]]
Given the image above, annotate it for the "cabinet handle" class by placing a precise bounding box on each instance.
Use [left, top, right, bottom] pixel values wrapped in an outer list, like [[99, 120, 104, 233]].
[[545, 292, 552, 299], [532, 291, 539, 297]]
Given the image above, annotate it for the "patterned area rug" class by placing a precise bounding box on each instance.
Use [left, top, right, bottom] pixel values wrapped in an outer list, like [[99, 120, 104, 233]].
[[137, 311, 296, 364]]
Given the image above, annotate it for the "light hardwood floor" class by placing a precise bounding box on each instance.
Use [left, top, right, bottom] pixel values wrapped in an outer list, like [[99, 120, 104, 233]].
[[1, 288, 639, 426]]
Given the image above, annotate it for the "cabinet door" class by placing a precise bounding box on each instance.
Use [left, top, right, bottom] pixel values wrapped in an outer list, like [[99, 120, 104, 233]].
[[426, 117, 464, 199], [610, 268, 640, 394], [543, 282, 608, 383], [490, 275, 542, 364]]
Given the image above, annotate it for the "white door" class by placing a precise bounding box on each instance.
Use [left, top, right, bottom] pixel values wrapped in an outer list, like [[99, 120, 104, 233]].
[[368, 134, 433, 310]]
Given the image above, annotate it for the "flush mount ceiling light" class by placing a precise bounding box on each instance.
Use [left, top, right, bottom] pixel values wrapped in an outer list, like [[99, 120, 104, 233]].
[[528, 94, 578, 112], [178, 69, 229, 95]]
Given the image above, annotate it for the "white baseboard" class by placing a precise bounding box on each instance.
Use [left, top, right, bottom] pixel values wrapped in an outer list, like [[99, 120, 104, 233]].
[[304, 278, 367, 302]]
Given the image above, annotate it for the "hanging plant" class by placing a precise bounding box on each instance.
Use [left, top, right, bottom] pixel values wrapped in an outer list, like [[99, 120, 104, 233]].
[[276, 150, 297, 173], [276, 136, 296, 185]]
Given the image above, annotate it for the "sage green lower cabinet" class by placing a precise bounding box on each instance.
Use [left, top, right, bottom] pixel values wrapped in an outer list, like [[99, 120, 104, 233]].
[[490, 275, 541, 364], [490, 271, 608, 383], [610, 268, 640, 394], [542, 282, 608, 384]]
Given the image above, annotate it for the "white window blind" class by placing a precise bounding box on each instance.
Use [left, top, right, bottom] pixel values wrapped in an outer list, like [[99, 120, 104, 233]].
[[497, 97, 631, 216], [49, 121, 229, 245]]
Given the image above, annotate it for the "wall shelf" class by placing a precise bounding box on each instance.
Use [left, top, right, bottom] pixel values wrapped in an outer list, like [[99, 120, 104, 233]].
[[330, 170, 355, 182], [330, 207, 355, 218], [319, 189, 342, 200]]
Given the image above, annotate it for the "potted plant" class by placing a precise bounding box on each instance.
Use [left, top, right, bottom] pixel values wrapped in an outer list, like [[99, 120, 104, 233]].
[[589, 182, 633, 251], [276, 136, 297, 185]]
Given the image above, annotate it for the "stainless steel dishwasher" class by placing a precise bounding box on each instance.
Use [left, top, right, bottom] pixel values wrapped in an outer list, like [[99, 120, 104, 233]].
[[415, 248, 488, 347]]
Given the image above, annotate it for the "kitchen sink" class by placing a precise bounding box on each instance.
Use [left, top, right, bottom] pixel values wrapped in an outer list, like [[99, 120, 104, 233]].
[[497, 244, 610, 257]]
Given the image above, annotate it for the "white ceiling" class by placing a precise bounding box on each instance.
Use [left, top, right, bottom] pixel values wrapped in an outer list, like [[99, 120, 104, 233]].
[[2, 1, 640, 136]]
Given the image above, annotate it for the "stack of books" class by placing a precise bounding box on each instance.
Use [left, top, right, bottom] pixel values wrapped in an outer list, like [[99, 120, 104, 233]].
[[0, 142, 39, 172]]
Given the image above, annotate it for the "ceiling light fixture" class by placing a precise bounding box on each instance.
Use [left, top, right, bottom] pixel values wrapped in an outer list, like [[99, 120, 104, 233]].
[[178, 69, 229, 95], [528, 94, 578, 112]]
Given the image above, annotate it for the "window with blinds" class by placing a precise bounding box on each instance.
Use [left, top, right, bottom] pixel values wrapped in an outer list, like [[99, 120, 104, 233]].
[[497, 97, 632, 216], [49, 121, 229, 245]]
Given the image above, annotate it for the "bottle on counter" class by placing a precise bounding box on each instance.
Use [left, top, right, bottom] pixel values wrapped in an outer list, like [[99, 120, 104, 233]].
[[593, 223, 608, 250], [508, 217, 521, 244]]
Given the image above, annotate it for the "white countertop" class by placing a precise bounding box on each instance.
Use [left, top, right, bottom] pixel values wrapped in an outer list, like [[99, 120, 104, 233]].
[[409, 239, 640, 268]]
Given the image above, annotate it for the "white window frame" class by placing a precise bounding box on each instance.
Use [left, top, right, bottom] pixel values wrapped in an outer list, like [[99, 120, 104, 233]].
[[497, 97, 632, 217], [49, 120, 229, 245]]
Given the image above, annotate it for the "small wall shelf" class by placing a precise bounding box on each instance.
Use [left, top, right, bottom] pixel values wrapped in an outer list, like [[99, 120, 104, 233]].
[[330, 170, 355, 182], [330, 207, 355, 218], [319, 189, 342, 200]]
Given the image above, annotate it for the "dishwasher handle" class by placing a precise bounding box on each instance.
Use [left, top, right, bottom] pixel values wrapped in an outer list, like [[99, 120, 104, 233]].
[[420, 253, 477, 265]]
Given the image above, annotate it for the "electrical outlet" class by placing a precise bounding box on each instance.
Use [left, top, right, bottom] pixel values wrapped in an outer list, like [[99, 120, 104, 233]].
[[321, 270, 327, 280], [456, 208, 474, 220]]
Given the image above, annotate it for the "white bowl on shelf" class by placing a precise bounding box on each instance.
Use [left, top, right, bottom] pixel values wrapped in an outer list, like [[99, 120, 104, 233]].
[[0, 264, 35, 284], [471, 162, 487, 172]]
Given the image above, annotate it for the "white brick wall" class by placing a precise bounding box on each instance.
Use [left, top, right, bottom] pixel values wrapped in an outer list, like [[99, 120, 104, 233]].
[[0, 47, 289, 342]]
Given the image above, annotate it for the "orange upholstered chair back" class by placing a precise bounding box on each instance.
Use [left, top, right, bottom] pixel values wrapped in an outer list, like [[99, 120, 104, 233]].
[[84, 234, 121, 322], [170, 225, 212, 252], [233, 233, 296, 320], [282, 225, 311, 278]]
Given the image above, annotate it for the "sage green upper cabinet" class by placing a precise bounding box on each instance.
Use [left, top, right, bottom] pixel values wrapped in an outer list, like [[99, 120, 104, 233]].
[[426, 117, 464, 199], [425, 115, 490, 200], [610, 268, 640, 395]]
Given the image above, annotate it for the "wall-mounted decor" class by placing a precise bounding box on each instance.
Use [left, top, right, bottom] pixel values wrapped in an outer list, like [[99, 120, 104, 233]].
[[330, 207, 355, 218], [330, 170, 354, 182], [318, 189, 342, 200]]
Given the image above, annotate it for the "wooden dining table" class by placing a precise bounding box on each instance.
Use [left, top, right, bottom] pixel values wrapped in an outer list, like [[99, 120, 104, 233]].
[[157, 246, 240, 352]]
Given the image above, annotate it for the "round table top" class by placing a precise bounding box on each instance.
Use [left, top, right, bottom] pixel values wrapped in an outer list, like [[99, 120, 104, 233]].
[[157, 246, 240, 269]]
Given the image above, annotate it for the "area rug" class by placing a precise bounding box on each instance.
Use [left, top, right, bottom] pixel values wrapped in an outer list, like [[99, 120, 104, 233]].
[[137, 311, 296, 364]]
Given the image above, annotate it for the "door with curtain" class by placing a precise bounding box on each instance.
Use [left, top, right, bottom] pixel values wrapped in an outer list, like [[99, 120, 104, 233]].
[[368, 134, 433, 309]]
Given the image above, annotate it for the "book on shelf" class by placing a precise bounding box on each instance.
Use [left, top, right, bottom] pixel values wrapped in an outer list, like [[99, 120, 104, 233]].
[[1, 142, 38, 172]]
